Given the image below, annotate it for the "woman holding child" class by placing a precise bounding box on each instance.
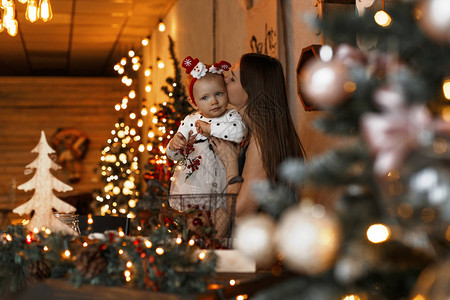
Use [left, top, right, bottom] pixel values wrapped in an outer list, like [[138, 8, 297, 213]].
[[211, 53, 305, 218]]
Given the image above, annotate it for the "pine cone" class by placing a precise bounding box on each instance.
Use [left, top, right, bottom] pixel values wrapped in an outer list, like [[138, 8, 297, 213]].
[[75, 246, 107, 279], [27, 260, 51, 279]]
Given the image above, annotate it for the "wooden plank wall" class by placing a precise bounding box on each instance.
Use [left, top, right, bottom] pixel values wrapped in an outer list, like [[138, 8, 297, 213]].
[[0, 77, 133, 212]]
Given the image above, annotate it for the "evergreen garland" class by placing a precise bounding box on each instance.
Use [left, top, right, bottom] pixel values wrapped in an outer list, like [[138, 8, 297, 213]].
[[0, 225, 216, 297]]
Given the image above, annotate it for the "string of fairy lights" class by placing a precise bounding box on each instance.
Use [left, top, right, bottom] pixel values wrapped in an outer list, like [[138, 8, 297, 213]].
[[96, 19, 171, 218]]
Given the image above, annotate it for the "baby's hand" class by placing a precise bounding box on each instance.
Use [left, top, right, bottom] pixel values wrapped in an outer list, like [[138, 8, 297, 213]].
[[195, 120, 211, 137], [169, 132, 188, 151]]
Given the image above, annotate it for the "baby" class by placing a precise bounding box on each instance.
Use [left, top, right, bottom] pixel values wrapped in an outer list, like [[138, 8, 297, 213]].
[[166, 56, 247, 211]]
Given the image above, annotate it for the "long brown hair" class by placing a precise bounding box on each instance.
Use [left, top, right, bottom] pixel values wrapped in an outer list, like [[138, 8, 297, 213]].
[[240, 53, 305, 182]]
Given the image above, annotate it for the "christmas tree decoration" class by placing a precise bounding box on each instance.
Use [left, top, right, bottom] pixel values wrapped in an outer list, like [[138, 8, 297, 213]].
[[12, 131, 77, 236], [233, 214, 277, 268], [416, 0, 450, 43], [276, 201, 341, 275], [249, 1, 449, 299], [94, 120, 140, 218], [299, 58, 351, 108]]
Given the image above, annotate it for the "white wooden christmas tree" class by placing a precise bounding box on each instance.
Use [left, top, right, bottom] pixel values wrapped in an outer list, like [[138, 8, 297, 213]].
[[13, 131, 78, 235]]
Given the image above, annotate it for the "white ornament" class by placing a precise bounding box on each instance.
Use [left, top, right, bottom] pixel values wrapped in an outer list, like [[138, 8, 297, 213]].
[[13, 131, 77, 235], [233, 214, 277, 267], [418, 0, 450, 43], [276, 203, 341, 275]]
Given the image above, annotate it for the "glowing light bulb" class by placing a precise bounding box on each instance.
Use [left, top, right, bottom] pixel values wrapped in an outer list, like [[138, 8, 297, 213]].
[[39, 0, 53, 22], [128, 50, 135, 57], [157, 58, 164, 69], [138, 144, 145, 152], [374, 10, 392, 27], [129, 112, 136, 119], [144, 68, 151, 77], [145, 83, 152, 92], [64, 250, 71, 258], [120, 57, 127, 66], [114, 64, 120, 71], [137, 119, 143, 127], [155, 247, 164, 255], [141, 36, 150, 46], [367, 224, 390, 243], [6, 19, 18, 36], [128, 90, 136, 99], [443, 79, 450, 100], [131, 56, 139, 64], [141, 107, 148, 116], [158, 19, 165, 32], [132, 63, 140, 71]]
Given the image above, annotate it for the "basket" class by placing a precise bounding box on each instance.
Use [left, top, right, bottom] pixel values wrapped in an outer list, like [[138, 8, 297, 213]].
[[160, 193, 237, 249]]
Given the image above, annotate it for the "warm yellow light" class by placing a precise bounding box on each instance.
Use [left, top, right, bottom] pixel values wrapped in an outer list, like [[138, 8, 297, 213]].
[[131, 57, 139, 64], [122, 96, 128, 104], [152, 117, 158, 124], [198, 250, 206, 260], [137, 119, 143, 127], [129, 112, 136, 119], [176, 237, 182, 244], [138, 144, 145, 152], [5, 234, 12, 242], [114, 64, 120, 71], [45, 228, 51, 234], [124, 270, 131, 277], [148, 131, 155, 138], [342, 295, 361, 300], [367, 224, 390, 243], [43, 246, 49, 251], [26, 0, 39, 23], [144, 68, 151, 77], [64, 250, 71, 258], [39, 0, 53, 22], [82, 242, 88, 247], [118, 249, 124, 255], [121, 103, 127, 109], [126, 78, 132, 86], [118, 67, 124, 74], [158, 19, 165, 32], [150, 106, 157, 114], [113, 186, 121, 195], [128, 90, 136, 99], [374, 10, 392, 27], [132, 63, 140, 71], [33, 227, 39, 234], [120, 57, 127, 66], [141, 107, 148, 116], [145, 83, 152, 92], [229, 279, 236, 286], [188, 239, 195, 246], [411, 295, 426, 300], [126, 261, 133, 268], [443, 79, 450, 100], [236, 295, 248, 300], [157, 58, 164, 69], [6, 19, 18, 36], [155, 247, 164, 255], [141, 37, 150, 46], [128, 50, 135, 57], [144, 240, 152, 248]]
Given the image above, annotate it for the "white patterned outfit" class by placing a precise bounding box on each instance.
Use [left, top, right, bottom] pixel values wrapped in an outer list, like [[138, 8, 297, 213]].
[[166, 108, 247, 210]]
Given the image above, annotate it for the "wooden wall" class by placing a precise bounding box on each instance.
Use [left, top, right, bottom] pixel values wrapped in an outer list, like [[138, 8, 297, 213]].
[[0, 77, 131, 214]]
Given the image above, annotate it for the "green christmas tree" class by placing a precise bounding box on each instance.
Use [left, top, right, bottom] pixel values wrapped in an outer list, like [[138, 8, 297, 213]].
[[143, 35, 193, 187], [234, 1, 450, 299], [94, 119, 141, 218]]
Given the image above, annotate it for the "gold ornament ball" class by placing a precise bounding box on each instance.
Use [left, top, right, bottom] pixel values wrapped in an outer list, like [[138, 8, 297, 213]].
[[276, 204, 341, 275], [417, 0, 450, 43], [233, 214, 277, 268], [299, 59, 350, 108]]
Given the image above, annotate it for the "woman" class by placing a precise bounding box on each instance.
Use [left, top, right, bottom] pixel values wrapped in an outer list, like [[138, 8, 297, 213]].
[[210, 53, 305, 218]]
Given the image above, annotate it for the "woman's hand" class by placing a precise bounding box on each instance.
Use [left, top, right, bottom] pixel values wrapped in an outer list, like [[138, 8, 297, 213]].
[[209, 136, 240, 167]]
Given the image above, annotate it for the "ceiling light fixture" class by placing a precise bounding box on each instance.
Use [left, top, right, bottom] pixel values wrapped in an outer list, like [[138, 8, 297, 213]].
[[0, 0, 53, 37]]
